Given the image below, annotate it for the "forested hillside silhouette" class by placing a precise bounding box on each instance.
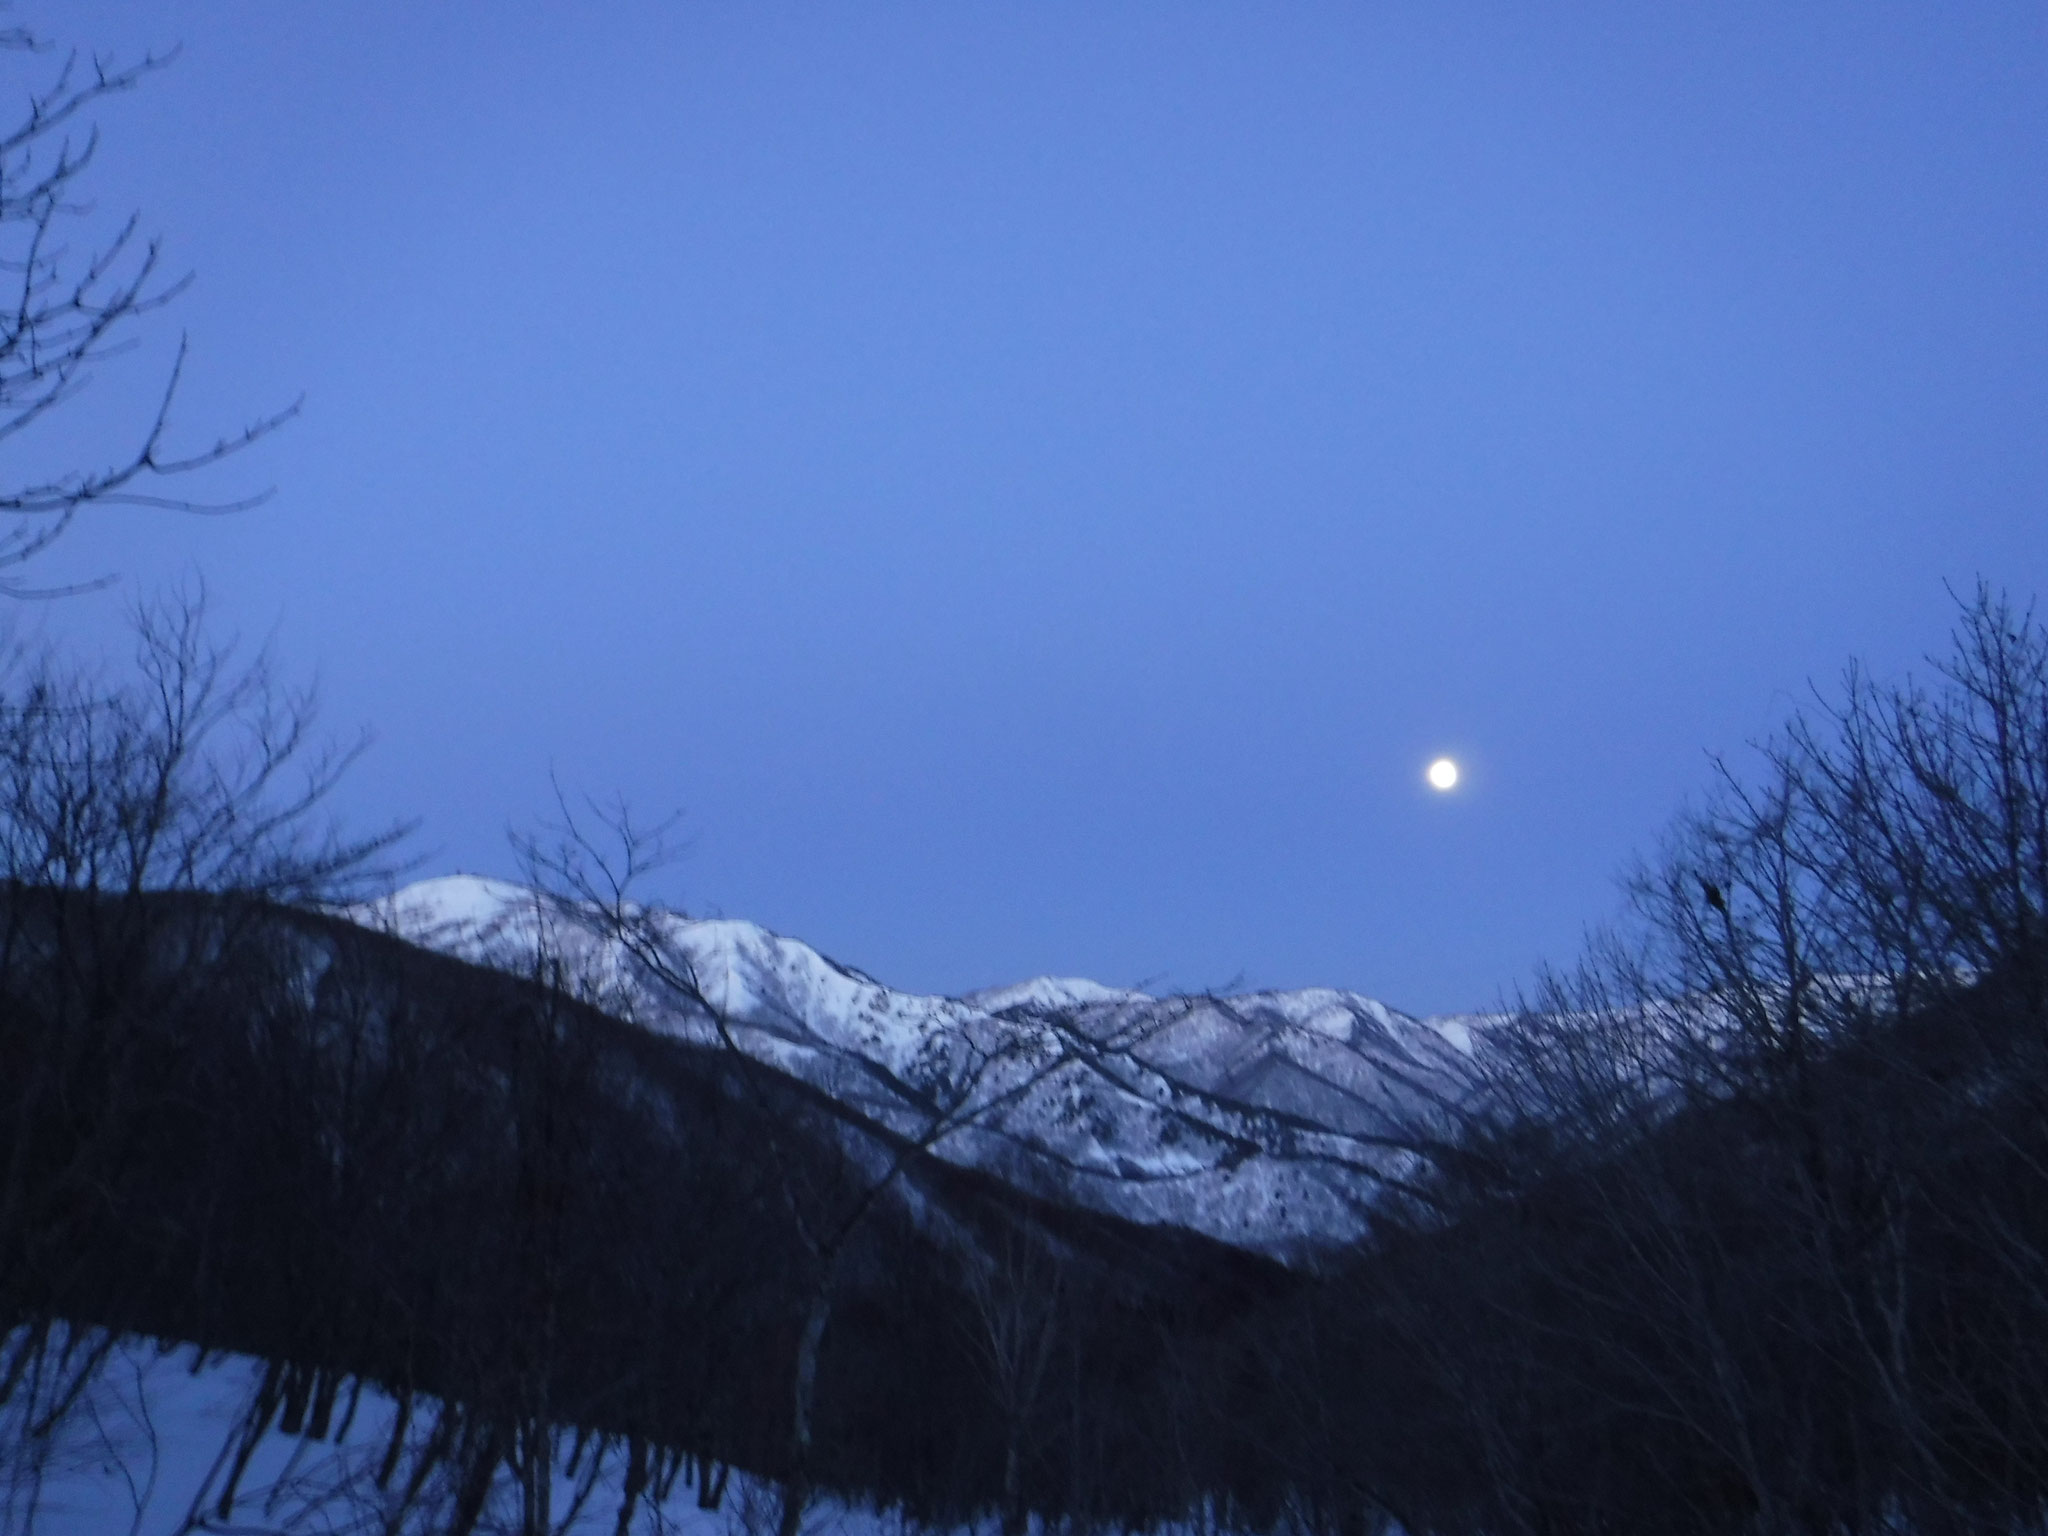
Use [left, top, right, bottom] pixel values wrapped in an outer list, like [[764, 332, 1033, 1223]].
[[6, 587, 2048, 1536], [0, 893, 1290, 1533]]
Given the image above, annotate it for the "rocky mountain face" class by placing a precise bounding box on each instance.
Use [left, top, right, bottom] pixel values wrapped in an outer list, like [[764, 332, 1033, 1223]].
[[356, 876, 1495, 1256]]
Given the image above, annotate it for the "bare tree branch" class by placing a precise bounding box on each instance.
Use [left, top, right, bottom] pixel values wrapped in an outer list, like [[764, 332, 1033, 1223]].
[[0, 26, 295, 595]]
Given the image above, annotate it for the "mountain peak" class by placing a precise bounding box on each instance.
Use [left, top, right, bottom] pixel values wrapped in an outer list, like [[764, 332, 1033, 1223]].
[[963, 976, 1154, 1013]]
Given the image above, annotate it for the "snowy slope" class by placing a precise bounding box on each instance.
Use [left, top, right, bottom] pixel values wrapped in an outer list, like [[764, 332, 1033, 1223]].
[[2, 1329, 800, 1536], [351, 876, 1493, 1255]]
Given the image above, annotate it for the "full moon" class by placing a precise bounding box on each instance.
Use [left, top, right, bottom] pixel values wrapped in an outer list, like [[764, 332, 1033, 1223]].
[[1426, 757, 1460, 791]]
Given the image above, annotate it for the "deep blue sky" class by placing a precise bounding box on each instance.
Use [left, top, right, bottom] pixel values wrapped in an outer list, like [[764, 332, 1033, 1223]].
[[15, 3, 2048, 1011]]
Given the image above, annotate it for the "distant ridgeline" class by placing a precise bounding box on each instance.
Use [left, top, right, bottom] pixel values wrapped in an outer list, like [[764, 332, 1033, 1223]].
[[5, 880, 2048, 1535], [359, 875, 1491, 1258]]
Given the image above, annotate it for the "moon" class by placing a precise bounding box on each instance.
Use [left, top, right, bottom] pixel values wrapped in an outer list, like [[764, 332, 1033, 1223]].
[[1426, 757, 1460, 791]]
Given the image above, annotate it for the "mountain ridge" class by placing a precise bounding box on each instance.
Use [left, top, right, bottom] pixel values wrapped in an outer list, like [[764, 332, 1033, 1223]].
[[353, 875, 1496, 1255]]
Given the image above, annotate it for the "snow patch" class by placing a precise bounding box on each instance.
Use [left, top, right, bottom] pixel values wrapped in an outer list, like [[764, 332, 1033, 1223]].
[[964, 976, 1152, 1013]]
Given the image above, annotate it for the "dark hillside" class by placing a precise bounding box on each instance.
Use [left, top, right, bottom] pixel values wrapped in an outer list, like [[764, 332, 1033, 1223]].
[[0, 889, 1289, 1531], [1204, 964, 2048, 1536]]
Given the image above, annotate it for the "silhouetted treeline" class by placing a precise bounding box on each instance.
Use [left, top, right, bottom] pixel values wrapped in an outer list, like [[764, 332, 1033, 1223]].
[[9, 587, 2048, 1535], [0, 596, 1297, 1533], [15, 884, 2048, 1535], [1199, 966, 2048, 1536], [1202, 587, 2048, 1536], [0, 887, 1295, 1532]]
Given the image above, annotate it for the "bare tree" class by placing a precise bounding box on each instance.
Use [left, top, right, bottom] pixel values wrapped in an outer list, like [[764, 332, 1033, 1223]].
[[955, 1223, 1065, 1536], [518, 794, 1080, 1536], [0, 588, 403, 1529], [1371, 584, 2048, 1535], [0, 21, 294, 595]]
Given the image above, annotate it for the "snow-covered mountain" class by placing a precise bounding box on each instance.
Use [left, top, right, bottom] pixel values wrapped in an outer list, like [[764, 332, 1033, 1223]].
[[352, 876, 1494, 1256]]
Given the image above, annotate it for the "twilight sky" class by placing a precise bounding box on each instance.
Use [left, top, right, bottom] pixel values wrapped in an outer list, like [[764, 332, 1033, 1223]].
[[14, 3, 2048, 1012]]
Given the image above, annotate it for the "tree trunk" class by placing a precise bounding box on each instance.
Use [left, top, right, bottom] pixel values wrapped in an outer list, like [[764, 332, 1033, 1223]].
[[778, 1283, 834, 1536]]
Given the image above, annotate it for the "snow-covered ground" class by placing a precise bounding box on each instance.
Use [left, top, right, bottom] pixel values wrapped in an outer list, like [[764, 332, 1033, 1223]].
[[1, 1329, 867, 1536]]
